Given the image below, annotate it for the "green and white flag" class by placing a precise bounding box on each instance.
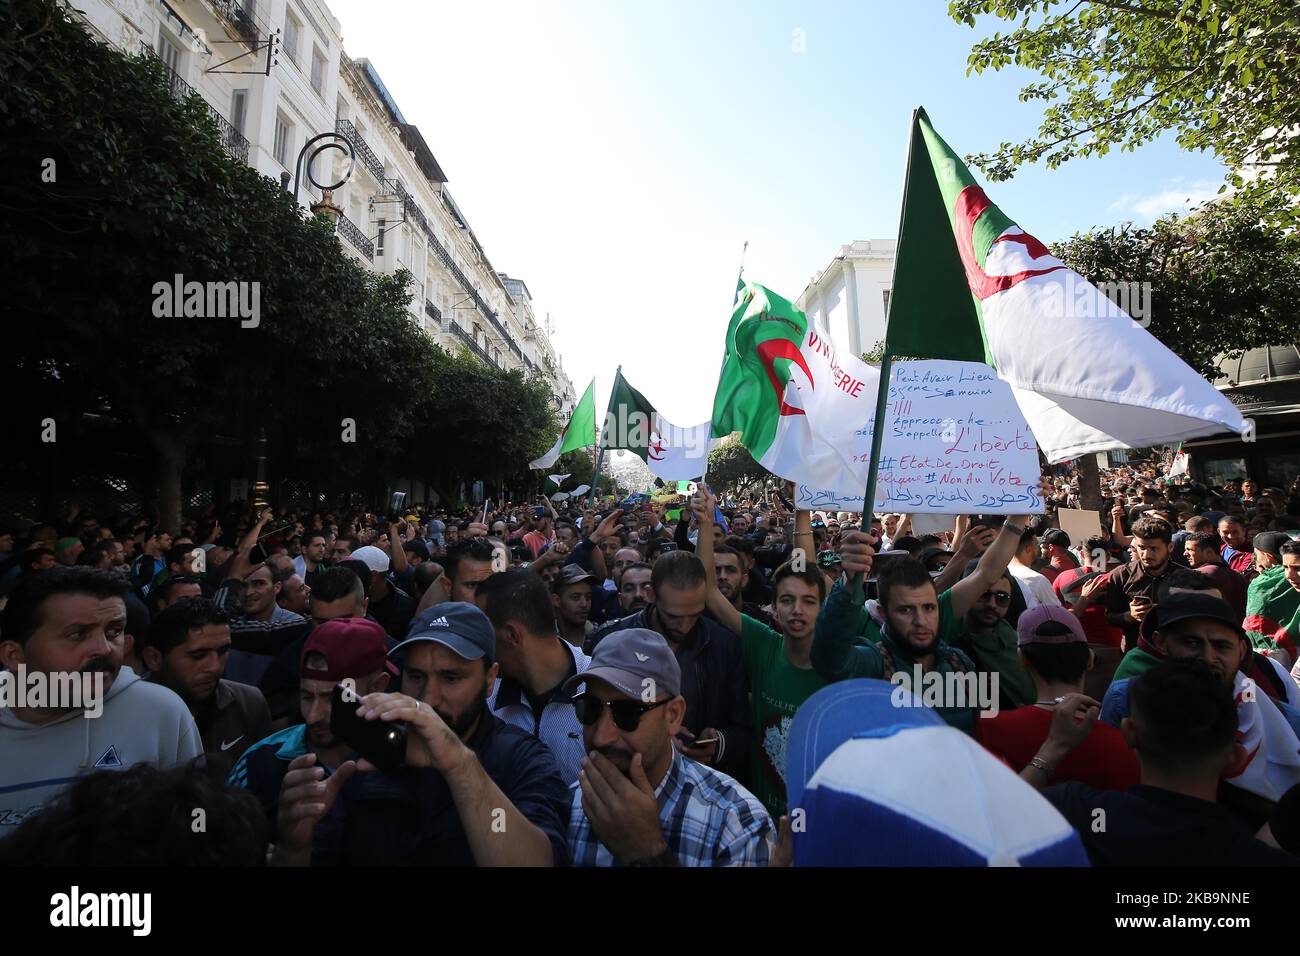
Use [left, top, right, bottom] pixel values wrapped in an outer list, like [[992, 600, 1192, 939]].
[[604, 370, 716, 481], [710, 281, 879, 497], [530, 379, 597, 470], [886, 109, 1246, 461]]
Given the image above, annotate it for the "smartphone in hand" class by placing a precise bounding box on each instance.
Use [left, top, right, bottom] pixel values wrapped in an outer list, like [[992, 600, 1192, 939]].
[[330, 684, 408, 775]]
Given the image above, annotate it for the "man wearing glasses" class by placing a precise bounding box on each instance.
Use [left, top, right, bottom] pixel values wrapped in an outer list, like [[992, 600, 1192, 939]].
[[565, 628, 774, 866], [950, 571, 1036, 711]]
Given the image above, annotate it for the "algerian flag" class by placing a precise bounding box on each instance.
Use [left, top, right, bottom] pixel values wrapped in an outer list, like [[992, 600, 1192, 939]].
[[710, 281, 879, 495], [530, 379, 597, 470], [886, 109, 1246, 462], [1167, 445, 1189, 479], [603, 369, 716, 481], [570, 484, 590, 498], [546, 473, 571, 492]]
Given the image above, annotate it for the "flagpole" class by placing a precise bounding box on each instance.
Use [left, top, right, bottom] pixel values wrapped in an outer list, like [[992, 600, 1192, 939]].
[[855, 108, 920, 599], [701, 241, 748, 493], [589, 366, 620, 508]]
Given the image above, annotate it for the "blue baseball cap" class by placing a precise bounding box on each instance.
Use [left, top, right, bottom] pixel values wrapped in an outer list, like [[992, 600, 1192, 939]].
[[786, 680, 1088, 867], [390, 601, 495, 663]]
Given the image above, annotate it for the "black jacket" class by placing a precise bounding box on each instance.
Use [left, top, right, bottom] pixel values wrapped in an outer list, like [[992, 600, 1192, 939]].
[[585, 607, 751, 781]]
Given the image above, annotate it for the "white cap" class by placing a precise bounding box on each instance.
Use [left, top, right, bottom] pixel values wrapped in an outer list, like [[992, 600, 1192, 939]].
[[350, 545, 390, 573]]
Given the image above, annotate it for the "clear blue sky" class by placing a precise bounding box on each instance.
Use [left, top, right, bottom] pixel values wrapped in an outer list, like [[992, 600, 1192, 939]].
[[329, 0, 1226, 424]]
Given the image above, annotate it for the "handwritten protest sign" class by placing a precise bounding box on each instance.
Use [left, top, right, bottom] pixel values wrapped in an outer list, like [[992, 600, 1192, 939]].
[[796, 360, 1043, 515]]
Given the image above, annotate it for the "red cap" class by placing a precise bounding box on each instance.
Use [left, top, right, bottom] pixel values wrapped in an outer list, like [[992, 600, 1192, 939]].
[[300, 618, 390, 683]]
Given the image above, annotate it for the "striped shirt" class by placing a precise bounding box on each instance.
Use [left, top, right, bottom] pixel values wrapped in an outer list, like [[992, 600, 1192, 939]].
[[568, 749, 774, 866], [488, 639, 590, 785]]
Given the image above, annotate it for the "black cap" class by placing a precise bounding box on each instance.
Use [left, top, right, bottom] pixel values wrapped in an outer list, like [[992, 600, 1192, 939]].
[[1039, 529, 1071, 548], [1254, 531, 1292, 561], [1155, 592, 1242, 636]]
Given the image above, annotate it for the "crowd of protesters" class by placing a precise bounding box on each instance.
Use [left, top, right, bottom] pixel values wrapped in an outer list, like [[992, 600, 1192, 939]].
[[2, 456, 1300, 866]]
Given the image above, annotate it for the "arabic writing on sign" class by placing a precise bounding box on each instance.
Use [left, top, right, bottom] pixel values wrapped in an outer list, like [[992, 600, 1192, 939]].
[[873, 360, 1042, 516]]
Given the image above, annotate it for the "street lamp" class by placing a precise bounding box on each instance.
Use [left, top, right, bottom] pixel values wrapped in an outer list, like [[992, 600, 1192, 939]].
[[290, 131, 357, 223]]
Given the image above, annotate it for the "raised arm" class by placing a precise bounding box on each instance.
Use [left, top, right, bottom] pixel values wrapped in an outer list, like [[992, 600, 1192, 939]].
[[949, 516, 1029, 620], [694, 485, 741, 636]]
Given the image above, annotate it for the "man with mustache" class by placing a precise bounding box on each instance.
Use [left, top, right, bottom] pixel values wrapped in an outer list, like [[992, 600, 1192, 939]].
[[617, 563, 654, 616], [272, 602, 570, 865], [0, 567, 202, 831], [143, 598, 270, 778], [566, 628, 773, 866]]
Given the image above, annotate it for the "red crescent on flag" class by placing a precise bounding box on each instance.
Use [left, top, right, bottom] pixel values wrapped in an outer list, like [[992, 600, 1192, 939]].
[[757, 338, 812, 417], [647, 437, 666, 461], [954, 185, 1066, 301]]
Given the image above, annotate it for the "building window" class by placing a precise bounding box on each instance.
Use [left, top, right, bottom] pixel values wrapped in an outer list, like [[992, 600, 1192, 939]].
[[882, 289, 891, 315], [273, 114, 291, 167], [229, 90, 248, 136], [376, 219, 386, 256], [310, 47, 326, 95], [283, 12, 301, 66], [157, 31, 182, 75]]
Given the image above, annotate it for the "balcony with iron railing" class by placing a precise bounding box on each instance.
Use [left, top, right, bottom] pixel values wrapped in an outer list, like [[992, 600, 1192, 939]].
[[140, 42, 249, 163], [336, 212, 374, 261], [335, 118, 385, 181], [425, 300, 442, 325], [448, 322, 497, 366], [203, 0, 261, 47], [421, 226, 523, 360]]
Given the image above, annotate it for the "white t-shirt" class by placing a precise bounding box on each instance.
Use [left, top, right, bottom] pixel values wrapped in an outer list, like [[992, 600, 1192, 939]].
[[1009, 562, 1061, 610]]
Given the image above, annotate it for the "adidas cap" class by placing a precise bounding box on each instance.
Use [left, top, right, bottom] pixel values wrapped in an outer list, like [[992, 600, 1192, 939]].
[[390, 601, 495, 663]]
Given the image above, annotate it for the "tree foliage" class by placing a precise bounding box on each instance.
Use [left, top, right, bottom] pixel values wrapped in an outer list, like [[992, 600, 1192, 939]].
[[1051, 192, 1300, 379], [950, 0, 1300, 222], [0, 0, 558, 525], [705, 438, 774, 497]]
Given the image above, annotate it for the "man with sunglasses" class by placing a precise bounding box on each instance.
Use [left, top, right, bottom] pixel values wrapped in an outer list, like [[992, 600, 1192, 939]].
[[583, 551, 750, 777], [565, 628, 773, 866], [951, 571, 1036, 711]]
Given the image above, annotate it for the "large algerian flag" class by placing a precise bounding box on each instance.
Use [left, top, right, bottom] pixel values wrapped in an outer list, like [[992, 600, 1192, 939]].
[[887, 109, 1246, 461], [529, 378, 596, 470], [604, 369, 716, 481], [711, 281, 879, 495]]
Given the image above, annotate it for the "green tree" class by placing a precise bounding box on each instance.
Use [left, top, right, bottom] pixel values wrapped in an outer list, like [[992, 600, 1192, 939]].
[[704, 438, 773, 497], [0, 0, 561, 526], [1051, 192, 1300, 379], [950, 0, 1300, 221]]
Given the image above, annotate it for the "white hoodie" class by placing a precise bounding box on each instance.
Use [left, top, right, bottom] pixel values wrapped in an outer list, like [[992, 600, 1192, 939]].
[[0, 668, 202, 831]]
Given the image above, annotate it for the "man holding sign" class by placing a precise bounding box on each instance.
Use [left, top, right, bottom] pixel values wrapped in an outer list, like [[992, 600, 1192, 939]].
[[810, 486, 1047, 731]]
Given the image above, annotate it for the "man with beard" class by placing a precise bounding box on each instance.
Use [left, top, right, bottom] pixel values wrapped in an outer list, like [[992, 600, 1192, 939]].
[[1103, 517, 1180, 650], [144, 598, 270, 776], [271, 602, 571, 865], [694, 490, 824, 818], [811, 508, 1031, 731], [228, 617, 392, 837], [565, 628, 773, 866], [584, 551, 751, 778], [950, 570, 1036, 712], [0, 567, 202, 831], [712, 544, 776, 631], [1100, 593, 1300, 825], [293, 531, 329, 589], [617, 563, 654, 616], [553, 564, 595, 646]]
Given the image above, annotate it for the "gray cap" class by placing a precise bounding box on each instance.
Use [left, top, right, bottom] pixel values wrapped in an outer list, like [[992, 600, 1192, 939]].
[[562, 628, 680, 699]]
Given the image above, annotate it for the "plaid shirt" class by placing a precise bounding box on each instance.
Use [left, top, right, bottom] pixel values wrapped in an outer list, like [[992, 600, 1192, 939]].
[[568, 749, 774, 866]]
